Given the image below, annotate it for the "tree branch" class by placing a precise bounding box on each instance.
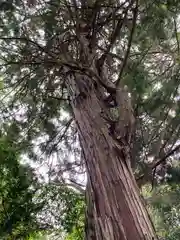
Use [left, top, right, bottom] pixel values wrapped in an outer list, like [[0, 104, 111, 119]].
[[173, 17, 180, 54], [152, 143, 180, 169], [136, 143, 180, 185], [48, 95, 69, 101], [96, 0, 134, 70], [97, 45, 123, 61], [0, 37, 48, 54], [67, 179, 85, 194], [116, 0, 138, 86]]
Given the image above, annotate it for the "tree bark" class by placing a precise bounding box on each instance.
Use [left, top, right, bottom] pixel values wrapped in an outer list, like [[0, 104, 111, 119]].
[[71, 85, 157, 240], [84, 178, 97, 240], [62, 17, 158, 240]]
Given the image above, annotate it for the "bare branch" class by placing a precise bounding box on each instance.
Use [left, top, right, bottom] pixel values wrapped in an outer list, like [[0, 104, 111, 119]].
[[96, 0, 135, 70], [152, 143, 180, 169], [48, 95, 69, 102], [97, 45, 123, 61], [136, 143, 180, 185], [0, 37, 47, 54], [116, 0, 138, 86], [67, 179, 85, 194], [173, 17, 180, 54]]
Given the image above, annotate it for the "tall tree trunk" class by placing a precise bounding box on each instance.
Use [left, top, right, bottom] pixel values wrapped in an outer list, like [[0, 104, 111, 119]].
[[70, 82, 157, 240], [63, 18, 158, 239]]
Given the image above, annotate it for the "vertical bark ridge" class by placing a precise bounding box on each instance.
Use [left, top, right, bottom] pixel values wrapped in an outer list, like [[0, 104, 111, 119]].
[[72, 86, 157, 240]]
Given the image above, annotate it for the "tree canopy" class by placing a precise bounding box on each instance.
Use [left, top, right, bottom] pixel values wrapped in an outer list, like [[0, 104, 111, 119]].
[[0, 0, 180, 239]]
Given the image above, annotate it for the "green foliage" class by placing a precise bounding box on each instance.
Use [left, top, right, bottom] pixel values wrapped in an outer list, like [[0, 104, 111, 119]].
[[61, 189, 85, 234], [36, 184, 85, 238], [142, 183, 180, 239], [0, 138, 44, 239], [65, 226, 84, 240]]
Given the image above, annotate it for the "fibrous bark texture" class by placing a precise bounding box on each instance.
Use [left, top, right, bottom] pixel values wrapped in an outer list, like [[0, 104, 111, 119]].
[[72, 85, 157, 240]]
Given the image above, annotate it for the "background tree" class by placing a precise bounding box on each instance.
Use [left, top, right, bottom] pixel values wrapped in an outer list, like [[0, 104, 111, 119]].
[[0, 137, 44, 239], [0, 135, 85, 239]]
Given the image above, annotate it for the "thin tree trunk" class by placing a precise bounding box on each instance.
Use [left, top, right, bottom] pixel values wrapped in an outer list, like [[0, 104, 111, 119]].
[[72, 85, 157, 240]]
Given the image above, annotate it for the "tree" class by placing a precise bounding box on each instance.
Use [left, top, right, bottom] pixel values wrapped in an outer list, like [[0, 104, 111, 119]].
[[0, 137, 45, 239], [0, 0, 180, 239], [36, 183, 85, 239], [142, 165, 180, 240], [0, 135, 84, 240]]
